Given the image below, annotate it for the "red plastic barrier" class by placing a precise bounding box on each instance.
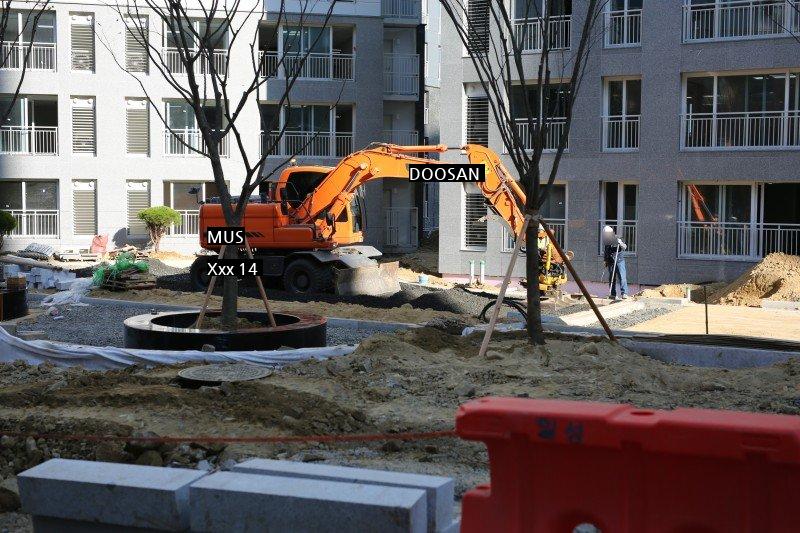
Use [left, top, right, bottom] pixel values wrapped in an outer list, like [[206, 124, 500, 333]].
[[456, 398, 800, 532]]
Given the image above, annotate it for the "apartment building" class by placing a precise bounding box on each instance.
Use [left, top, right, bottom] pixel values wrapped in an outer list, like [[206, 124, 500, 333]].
[[0, 0, 429, 254], [438, 0, 800, 286]]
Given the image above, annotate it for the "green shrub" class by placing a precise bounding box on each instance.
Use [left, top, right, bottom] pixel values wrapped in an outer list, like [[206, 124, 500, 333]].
[[0, 210, 17, 250], [138, 206, 182, 252]]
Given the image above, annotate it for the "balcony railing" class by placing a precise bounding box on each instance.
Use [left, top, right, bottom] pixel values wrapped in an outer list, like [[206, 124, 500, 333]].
[[384, 53, 419, 96], [381, 129, 419, 145], [259, 51, 354, 80], [168, 210, 200, 236], [385, 207, 419, 249], [606, 9, 642, 46], [603, 115, 640, 151], [0, 41, 56, 70], [513, 16, 571, 52], [682, 0, 800, 42], [382, 0, 421, 19], [682, 110, 800, 150], [163, 47, 228, 75], [600, 219, 637, 254], [678, 220, 800, 258], [514, 117, 568, 151], [262, 131, 353, 158], [502, 219, 567, 252], [0, 126, 58, 155], [8, 209, 59, 237], [163, 129, 229, 157]]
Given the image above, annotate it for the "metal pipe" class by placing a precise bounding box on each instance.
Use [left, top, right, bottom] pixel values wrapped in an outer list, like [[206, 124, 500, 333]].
[[479, 260, 485, 285], [469, 260, 475, 284]]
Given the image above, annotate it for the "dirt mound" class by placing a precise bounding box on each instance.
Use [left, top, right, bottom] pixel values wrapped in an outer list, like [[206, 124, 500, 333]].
[[640, 282, 727, 303], [709, 253, 800, 307]]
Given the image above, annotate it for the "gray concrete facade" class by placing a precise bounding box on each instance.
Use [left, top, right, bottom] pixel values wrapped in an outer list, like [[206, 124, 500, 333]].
[[437, 1, 800, 286]]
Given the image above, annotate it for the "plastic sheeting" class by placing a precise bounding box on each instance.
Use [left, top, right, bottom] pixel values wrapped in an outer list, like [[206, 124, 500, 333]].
[[0, 326, 355, 370]]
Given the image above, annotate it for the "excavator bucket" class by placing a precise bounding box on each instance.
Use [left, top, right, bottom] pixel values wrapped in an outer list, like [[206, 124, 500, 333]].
[[334, 261, 401, 296]]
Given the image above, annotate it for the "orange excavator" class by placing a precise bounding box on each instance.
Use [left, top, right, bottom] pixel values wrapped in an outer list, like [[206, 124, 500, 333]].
[[191, 143, 570, 295]]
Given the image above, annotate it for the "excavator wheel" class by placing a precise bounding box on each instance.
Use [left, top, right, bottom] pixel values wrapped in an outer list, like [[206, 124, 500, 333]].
[[282, 258, 333, 294], [190, 257, 212, 290]]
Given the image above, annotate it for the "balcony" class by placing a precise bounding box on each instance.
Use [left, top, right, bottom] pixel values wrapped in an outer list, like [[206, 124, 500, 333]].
[[382, 0, 421, 20], [606, 9, 642, 47], [513, 16, 571, 52], [502, 218, 567, 252], [678, 220, 800, 258], [384, 54, 419, 97], [262, 131, 353, 158], [258, 51, 354, 80], [0, 41, 56, 70], [0, 126, 58, 155], [163, 47, 228, 76], [599, 219, 637, 254], [384, 207, 419, 250], [514, 117, 568, 152], [163, 129, 229, 157], [603, 115, 640, 151], [381, 129, 419, 145], [168, 210, 200, 236], [682, 110, 800, 150], [682, 0, 800, 42], [8, 210, 59, 237]]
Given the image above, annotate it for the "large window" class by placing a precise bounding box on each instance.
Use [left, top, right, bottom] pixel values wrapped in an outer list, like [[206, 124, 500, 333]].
[[606, 0, 642, 47], [0, 96, 58, 155], [683, 72, 800, 149], [163, 101, 228, 157], [163, 19, 229, 75], [259, 26, 354, 80], [502, 184, 567, 252], [682, 0, 800, 42], [0, 10, 56, 70], [0, 180, 59, 237], [260, 104, 354, 157], [509, 82, 571, 151], [600, 182, 637, 254], [513, 0, 572, 51], [604, 78, 641, 150], [163, 181, 221, 236]]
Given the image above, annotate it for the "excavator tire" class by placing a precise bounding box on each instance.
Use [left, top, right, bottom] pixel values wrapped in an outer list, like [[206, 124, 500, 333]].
[[282, 258, 333, 294], [190, 257, 212, 290]]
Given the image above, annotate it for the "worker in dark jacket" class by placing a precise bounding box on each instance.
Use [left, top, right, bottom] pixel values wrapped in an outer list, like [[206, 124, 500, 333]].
[[602, 225, 629, 300]]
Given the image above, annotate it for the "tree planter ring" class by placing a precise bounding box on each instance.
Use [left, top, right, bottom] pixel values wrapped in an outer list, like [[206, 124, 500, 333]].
[[123, 311, 326, 351]]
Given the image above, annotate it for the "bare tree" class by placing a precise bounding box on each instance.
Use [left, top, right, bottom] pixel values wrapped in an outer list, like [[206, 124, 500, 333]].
[[440, 0, 605, 344], [98, 0, 344, 328], [0, 0, 52, 125]]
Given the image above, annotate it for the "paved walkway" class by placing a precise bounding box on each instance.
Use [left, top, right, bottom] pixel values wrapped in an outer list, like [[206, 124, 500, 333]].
[[627, 304, 800, 341]]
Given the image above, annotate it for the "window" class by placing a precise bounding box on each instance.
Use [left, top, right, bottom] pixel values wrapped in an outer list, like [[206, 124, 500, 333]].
[[600, 182, 637, 253], [260, 104, 353, 157], [70, 13, 94, 71], [463, 191, 487, 249], [682, 0, 799, 42], [72, 180, 97, 235], [606, 0, 642, 47], [503, 184, 567, 251], [164, 19, 229, 75], [124, 15, 148, 73], [510, 82, 571, 150], [71, 97, 95, 155], [683, 72, 800, 149], [604, 78, 640, 150], [126, 98, 149, 155], [0, 180, 59, 236], [126, 181, 150, 236], [1, 10, 56, 70], [465, 93, 489, 145], [0, 95, 58, 155], [466, 0, 490, 54], [164, 101, 227, 157], [513, 0, 572, 52], [163, 181, 222, 235]]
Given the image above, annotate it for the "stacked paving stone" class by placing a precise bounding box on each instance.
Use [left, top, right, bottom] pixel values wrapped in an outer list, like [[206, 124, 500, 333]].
[[18, 458, 459, 532]]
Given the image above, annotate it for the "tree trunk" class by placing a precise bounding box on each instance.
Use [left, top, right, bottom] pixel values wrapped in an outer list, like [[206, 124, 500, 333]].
[[220, 245, 239, 328], [525, 215, 545, 345]]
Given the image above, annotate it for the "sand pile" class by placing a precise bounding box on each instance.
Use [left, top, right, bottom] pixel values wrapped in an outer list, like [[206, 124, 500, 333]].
[[709, 253, 800, 307]]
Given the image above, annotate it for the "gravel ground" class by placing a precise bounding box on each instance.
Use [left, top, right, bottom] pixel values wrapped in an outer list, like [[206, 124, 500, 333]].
[[18, 301, 374, 347], [588, 305, 678, 330]]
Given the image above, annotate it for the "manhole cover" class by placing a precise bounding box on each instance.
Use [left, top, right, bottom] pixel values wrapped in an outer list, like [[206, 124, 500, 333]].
[[178, 364, 273, 384]]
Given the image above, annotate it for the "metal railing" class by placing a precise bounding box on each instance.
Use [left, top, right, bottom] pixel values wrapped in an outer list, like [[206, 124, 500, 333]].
[[513, 16, 571, 52], [381, 129, 419, 145], [259, 51, 354, 80], [606, 9, 642, 46], [682, 0, 800, 41], [683, 110, 800, 149], [168, 210, 200, 236], [262, 131, 353, 158], [382, 0, 421, 19], [603, 115, 640, 151], [502, 219, 567, 252], [163, 47, 228, 75], [0, 41, 56, 70], [600, 219, 637, 254], [384, 207, 419, 248], [384, 53, 419, 96], [163, 129, 229, 157], [514, 117, 568, 151], [0, 126, 58, 155], [678, 220, 800, 258], [8, 210, 59, 237]]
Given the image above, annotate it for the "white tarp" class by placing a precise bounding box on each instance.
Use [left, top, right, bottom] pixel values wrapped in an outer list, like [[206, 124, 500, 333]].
[[0, 326, 355, 370]]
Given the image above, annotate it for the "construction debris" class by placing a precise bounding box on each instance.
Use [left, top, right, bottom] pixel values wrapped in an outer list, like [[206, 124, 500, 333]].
[[12, 243, 54, 261], [709, 253, 800, 307], [93, 253, 156, 291]]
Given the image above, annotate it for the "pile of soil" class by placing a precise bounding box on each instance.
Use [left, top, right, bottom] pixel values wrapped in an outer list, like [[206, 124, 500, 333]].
[[640, 282, 727, 303], [709, 253, 800, 307]]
